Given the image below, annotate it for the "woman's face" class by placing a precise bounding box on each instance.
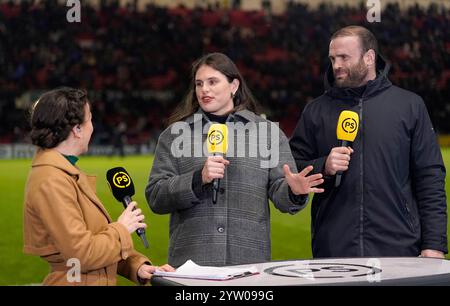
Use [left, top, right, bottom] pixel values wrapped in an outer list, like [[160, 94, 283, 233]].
[[195, 64, 239, 116], [79, 103, 94, 154]]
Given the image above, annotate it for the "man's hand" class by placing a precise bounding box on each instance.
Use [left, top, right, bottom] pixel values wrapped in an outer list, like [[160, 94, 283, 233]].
[[284, 165, 324, 195], [324, 146, 354, 176], [420, 249, 445, 258]]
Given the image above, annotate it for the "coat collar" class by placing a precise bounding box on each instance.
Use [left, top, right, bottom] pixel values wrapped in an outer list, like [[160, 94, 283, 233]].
[[32, 148, 112, 222], [32, 148, 80, 176], [184, 108, 257, 125]]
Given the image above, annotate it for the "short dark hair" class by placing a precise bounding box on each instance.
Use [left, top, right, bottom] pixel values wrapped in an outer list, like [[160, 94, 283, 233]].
[[331, 25, 379, 55], [30, 87, 88, 148]]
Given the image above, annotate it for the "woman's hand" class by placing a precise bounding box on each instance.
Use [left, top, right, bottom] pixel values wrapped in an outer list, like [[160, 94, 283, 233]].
[[284, 165, 325, 195], [117, 201, 147, 234], [137, 264, 176, 281], [201, 156, 230, 184]]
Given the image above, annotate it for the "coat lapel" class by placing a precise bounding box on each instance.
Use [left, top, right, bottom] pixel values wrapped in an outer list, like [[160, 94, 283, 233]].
[[32, 148, 112, 222], [76, 173, 112, 222]]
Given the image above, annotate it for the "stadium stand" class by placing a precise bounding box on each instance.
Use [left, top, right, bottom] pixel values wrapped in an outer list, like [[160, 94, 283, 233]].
[[0, 0, 448, 152]]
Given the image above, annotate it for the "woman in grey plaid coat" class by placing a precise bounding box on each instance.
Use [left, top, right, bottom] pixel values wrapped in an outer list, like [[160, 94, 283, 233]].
[[145, 53, 324, 267]]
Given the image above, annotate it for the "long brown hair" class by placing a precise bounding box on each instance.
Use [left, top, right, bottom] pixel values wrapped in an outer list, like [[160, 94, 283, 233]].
[[167, 52, 260, 126]]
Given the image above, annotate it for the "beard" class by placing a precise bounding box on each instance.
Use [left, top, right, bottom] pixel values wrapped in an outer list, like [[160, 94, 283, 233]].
[[334, 57, 369, 88]]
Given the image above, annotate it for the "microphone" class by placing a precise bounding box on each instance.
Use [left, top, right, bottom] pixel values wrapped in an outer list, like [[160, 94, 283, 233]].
[[335, 110, 359, 187], [106, 167, 149, 248], [206, 123, 228, 204]]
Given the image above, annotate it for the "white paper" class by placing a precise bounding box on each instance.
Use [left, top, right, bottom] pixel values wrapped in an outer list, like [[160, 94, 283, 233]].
[[153, 260, 259, 280]]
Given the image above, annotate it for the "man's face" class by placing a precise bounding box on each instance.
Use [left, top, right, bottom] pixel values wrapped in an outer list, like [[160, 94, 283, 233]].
[[329, 36, 370, 88]]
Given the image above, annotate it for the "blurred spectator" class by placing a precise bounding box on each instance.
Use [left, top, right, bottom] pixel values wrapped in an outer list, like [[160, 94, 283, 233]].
[[111, 121, 127, 157]]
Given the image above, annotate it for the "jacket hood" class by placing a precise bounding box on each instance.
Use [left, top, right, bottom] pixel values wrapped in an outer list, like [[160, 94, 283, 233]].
[[324, 54, 392, 99]]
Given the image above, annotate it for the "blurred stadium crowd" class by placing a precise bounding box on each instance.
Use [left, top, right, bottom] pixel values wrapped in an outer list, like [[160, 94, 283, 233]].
[[0, 1, 449, 150]]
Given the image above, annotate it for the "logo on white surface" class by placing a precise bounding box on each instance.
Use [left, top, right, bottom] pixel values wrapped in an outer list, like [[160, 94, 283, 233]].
[[264, 262, 382, 279]]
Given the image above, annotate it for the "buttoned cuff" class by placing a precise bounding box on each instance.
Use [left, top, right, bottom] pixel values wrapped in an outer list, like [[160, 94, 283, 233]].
[[110, 222, 134, 260]]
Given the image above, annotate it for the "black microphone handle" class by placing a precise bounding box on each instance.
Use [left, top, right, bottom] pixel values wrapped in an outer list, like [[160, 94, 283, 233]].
[[122, 195, 132, 207], [122, 195, 149, 248], [212, 178, 220, 204], [212, 152, 222, 204], [335, 140, 350, 188]]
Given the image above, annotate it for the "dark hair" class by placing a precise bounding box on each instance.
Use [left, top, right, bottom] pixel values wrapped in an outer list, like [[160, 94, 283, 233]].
[[30, 87, 88, 148], [331, 25, 379, 56], [167, 52, 261, 125]]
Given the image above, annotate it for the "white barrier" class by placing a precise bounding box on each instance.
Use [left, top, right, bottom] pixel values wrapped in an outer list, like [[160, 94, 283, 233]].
[[0, 143, 156, 159], [152, 257, 450, 286], [0, 144, 36, 159]]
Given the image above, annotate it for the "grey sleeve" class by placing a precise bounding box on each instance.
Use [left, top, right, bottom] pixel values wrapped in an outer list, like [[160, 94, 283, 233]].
[[268, 124, 308, 214], [145, 130, 201, 214]]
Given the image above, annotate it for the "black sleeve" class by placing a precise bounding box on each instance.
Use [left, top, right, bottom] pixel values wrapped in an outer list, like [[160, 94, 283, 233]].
[[411, 99, 447, 254], [289, 105, 328, 175], [289, 105, 334, 191]]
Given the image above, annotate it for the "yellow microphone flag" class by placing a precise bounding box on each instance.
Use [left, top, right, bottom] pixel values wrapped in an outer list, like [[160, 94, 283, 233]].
[[336, 110, 359, 142], [207, 124, 228, 154]]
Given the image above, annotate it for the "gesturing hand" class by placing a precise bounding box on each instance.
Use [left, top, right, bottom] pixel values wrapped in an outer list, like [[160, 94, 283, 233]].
[[284, 165, 325, 195]]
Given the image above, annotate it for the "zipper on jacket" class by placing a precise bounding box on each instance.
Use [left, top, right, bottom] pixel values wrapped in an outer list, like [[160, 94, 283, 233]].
[[358, 98, 364, 257], [404, 201, 416, 233]]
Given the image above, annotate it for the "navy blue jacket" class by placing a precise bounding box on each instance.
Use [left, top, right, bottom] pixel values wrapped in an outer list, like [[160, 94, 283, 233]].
[[290, 56, 447, 257]]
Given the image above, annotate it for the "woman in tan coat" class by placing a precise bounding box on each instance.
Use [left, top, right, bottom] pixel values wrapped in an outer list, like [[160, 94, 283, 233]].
[[23, 87, 173, 285]]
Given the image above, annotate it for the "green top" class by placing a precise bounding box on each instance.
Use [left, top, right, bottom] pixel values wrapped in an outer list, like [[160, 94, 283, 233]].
[[63, 154, 79, 166]]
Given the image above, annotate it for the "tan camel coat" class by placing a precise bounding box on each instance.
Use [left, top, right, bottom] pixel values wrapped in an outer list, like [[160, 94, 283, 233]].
[[23, 149, 150, 285]]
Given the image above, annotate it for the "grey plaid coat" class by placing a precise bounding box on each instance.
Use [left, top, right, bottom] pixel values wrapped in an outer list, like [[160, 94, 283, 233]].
[[145, 109, 307, 267]]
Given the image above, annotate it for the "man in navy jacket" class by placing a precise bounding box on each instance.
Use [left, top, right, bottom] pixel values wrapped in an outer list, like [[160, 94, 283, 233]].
[[290, 25, 447, 258]]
